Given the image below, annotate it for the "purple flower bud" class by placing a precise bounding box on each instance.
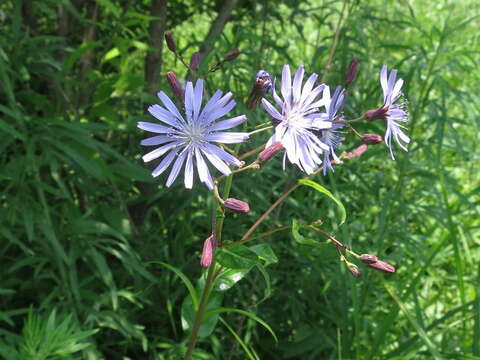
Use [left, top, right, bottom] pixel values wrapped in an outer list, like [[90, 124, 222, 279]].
[[346, 59, 359, 86], [344, 144, 368, 159], [224, 198, 250, 214], [223, 49, 241, 62], [365, 107, 389, 121], [200, 235, 216, 268], [166, 72, 184, 102], [362, 134, 383, 145], [360, 254, 378, 264], [348, 264, 361, 278], [367, 259, 396, 273], [165, 32, 177, 53], [258, 142, 284, 162], [189, 52, 202, 72], [246, 70, 272, 109], [255, 70, 273, 92]]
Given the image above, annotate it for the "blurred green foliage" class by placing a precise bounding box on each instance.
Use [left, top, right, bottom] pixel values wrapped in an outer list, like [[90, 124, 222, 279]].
[[0, 0, 479, 359]]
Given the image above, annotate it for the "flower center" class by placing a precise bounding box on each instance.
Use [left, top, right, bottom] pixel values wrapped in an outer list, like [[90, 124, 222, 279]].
[[182, 124, 205, 145]]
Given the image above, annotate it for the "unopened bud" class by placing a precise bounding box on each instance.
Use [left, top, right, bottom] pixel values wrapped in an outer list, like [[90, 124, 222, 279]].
[[348, 264, 361, 278], [344, 144, 368, 159], [360, 254, 378, 264], [166, 72, 184, 102], [223, 49, 241, 62], [362, 134, 383, 145], [365, 107, 389, 121], [246, 70, 272, 109], [165, 32, 177, 53], [224, 198, 250, 214], [346, 59, 359, 86], [200, 235, 216, 268], [258, 142, 284, 162], [367, 259, 396, 273], [189, 52, 201, 71]]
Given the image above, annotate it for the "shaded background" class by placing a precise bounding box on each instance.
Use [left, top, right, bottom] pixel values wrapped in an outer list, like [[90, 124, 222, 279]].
[[0, 0, 479, 359]]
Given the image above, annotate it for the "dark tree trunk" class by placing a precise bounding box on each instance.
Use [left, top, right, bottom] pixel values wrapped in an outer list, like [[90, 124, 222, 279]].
[[145, 0, 168, 94]]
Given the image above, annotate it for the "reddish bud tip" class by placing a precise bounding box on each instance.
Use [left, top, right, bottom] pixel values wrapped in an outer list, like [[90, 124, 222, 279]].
[[348, 264, 362, 278], [367, 259, 396, 273], [344, 144, 368, 159], [189, 52, 202, 71], [200, 235, 216, 268], [223, 49, 241, 62], [165, 32, 177, 53], [346, 59, 359, 86], [362, 134, 383, 145], [365, 107, 389, 121], [258, 142, 284, 162], [360, 254, 378, 264], [166, 72, 184, 102], [224, 198, 250, 214]]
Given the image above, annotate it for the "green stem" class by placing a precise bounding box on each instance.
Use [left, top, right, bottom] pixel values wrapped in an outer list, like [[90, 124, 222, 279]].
[[184, 175, 234, 359], [183, 252, 217, 360]]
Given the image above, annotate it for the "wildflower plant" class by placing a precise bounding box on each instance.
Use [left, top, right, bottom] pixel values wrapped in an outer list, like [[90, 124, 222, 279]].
[[136, 33, 410, 359]]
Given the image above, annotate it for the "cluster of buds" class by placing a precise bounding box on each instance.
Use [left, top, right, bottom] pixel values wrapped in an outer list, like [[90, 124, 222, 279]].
[[343, 133, 383, 160], [164, 32, 240, 74], [344, 253, 396, 279]]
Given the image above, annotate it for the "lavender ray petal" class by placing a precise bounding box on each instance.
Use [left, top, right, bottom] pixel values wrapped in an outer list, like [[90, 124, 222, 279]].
[[193, 79, 204, 121], [202, 142, 241, 167], [147, 105, 181, 127], [184, 81, 194, 123], [142, 141, 180, 162], [380, 65, 388, 101], [151, 149, 177, 177], [292, 65, 305, 103], [137, 121, 177, 134], [261, 98, 284, 120], [184, 149, 194, 189], [204, 100, 236, 124], [272, 77, 284, 108], [207, 115, 247, 131], [199, 90, 223, 121], [281, 64, 292, 110], [204, 132, 249, 144], [140, 135, 174, 146], [157, 91, 185, 122], [201, 149, 232, 176], [391, 78, 404, 102], [300, 73, 318, 103], [166, 150, 187, 187]]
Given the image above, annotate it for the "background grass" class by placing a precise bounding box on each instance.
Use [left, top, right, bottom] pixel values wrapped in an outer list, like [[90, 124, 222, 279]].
[[0, 0, 479, 359]]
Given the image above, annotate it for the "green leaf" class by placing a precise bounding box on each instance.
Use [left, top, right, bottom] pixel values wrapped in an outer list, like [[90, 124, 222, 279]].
[[149, 261, 198, 310], [217, 245, 259, 269], [298, 179, 347, 225], [216, 268, 252, 291], [205, 307, 278, 342], [181, 290, 224, 338], [250, 243, 278, 265], [219, 317, 257, 360], [291, 219, 322, 246]]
